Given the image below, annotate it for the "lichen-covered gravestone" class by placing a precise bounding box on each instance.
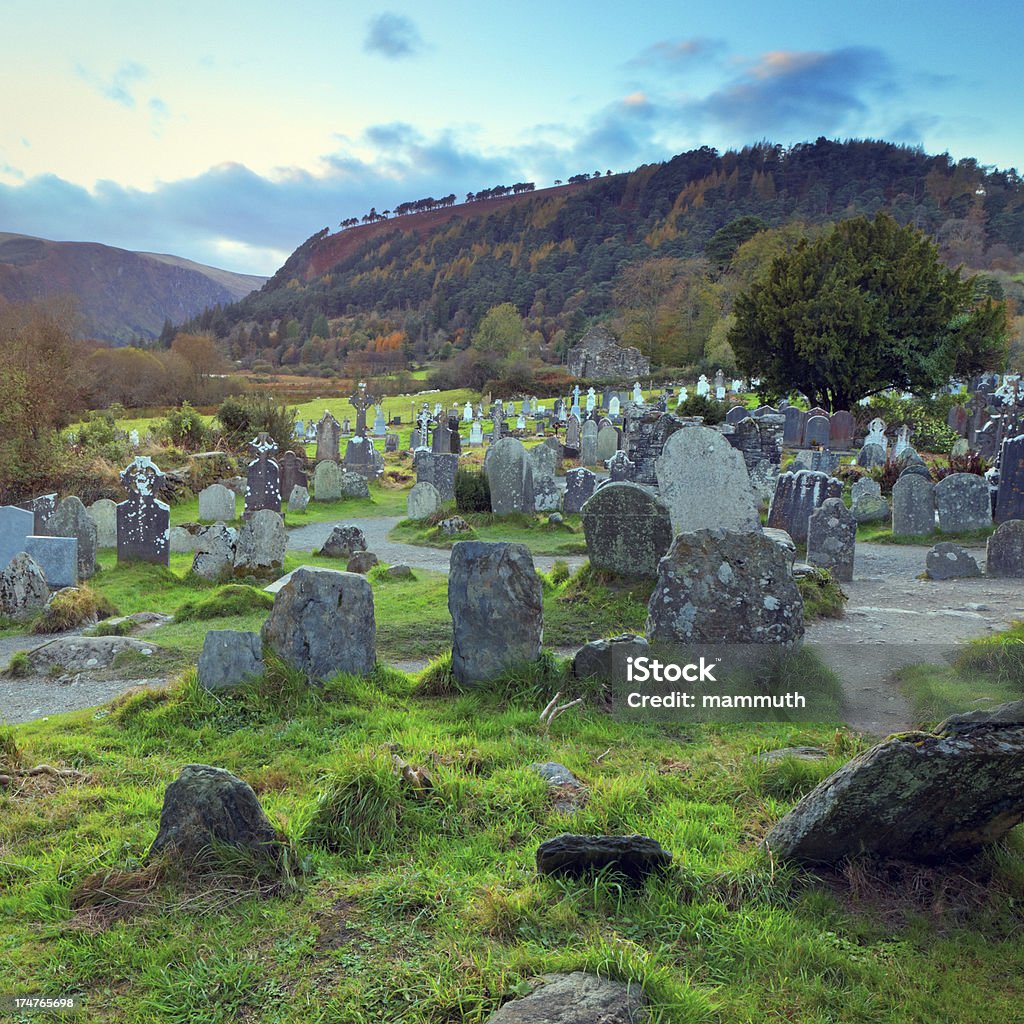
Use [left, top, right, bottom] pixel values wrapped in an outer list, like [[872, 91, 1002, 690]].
[[646, 529, 804, 645], [198, 483, 237, 522], [485, 438, 532, 515], [654, 426, 760, 535], [767, 471, 842, 544], [261, 567, 376, 679], [448, 541, 543, 686], [191, 523, 238, 582], [528, 444, 560, 512], [244, 433, 282, 516], [986, 519, 1024, 577], [45, 496, 97, 580], [806, 498, 856, 581], [288, 485, 309, 512], [407, 481, 442, 520], [849, 477, 889, 523], [580, 420, 599, 465], [315, 411, 341, 463], [563, 468, 597, 514], [934, 473, 991, 533], [891, 474, 935, 536], [925, 542, 981, 580], [414, 450, 459, 502], [87, 498, 117, 548], [994, 434, 1024, 523], [117, 456, 170, 566], [232, 509, 286, 577], [313, 460, 343, 501], [580, 482, 673, 578]]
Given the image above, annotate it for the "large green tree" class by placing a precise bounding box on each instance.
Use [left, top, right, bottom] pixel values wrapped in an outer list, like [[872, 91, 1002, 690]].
[[728, 213, 1008, 410]]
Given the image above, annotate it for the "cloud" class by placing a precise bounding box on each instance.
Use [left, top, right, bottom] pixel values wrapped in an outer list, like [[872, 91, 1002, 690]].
[[148, 97, 170, 134], [688, 46, 894, 137], [363, 12, 424, 59], [629, 37, 726, 71], [75, 61, 149, 108]]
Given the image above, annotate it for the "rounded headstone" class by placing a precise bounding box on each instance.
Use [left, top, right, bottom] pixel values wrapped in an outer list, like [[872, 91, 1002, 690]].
[[313, 460, 343, 501], [407, 481, 442, 520], [986, 520, 1024, 577], [891, 474, 935, 536], [198, 483, 237, 522], [287, 485, 310, 513], [46, 496, 97, 579], [580, 482, 673, 578], [934, 473, 991, 533], [87, 499, 118, 548]]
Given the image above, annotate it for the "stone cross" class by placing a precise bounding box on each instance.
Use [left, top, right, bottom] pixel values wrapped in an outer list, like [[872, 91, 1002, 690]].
[[348, 382, 376, 438], [245, 432, 282, 515]]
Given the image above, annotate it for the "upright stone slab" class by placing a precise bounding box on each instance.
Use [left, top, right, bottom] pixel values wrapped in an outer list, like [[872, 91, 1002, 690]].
[[262, 567, 375, 679], [803, 415, 831, 448], [407, 481, 442, 520], [654, 426, 760, 535], [581, 482, 673, 578], [563, 468, 597, 514], [0, 506, 34, 570], [45, 496, 97, 580], [607, 450, 635, 482], [0, 552, 49, 619], [646, 529, 804, 645], [117, 456, 170, 566], [233, 509, 286, 578], [288, 485, 309, 512], [197, 631, 263, 691], [198, 484, 237, 522], [343, 436, 384, 480], [413, 450, 459, 502], [316, 412, 341, 463], [767, 471, 843, 544], [725, 405, 749, 426], [783, 406, 808, 446], [278, 451, 308, 502], [486, 438, 530, 515], [313, 460, 342, 501], [448, 541, 543, 686], [934, 473, 992, 533], [564, 414, 581, 453], [87, 499, 118, 548], [23, 536, 77, 587], [856, 443, 886, 470], [891, 474, 935, 536], [528, 444, 560, 512], [994, 434, 1024, 524], [596, 424, 618, 464], [580, 420, 599, 465], [17, 493, 56, 534], [850, 477, 889, 523], [986, 520, 1024, 577], [244, 433, 281, 516], [806, 498, 856, 581], [191, 523, 238, 582], [829, 410, 856, 449]]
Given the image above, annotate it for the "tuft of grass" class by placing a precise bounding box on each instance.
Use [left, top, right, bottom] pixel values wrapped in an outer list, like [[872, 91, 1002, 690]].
[[415, 650, 457, 697], [173, 585, 273, 623], [0, 723, 24, 769], [797, 568, 848, 620], [4, 650, 31, 678], [30, 585, 119, 634]]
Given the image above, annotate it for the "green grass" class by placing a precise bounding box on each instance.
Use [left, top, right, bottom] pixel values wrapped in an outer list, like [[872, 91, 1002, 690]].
[[856, 522, 994, 546], [796, 569, 848, 620], [389, 511, 588, 556], [2, 659, 1023, 1022]]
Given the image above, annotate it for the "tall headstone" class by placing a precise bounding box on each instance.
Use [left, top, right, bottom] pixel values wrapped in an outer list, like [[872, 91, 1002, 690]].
[[828, 411, 856, 449], [413, 450, 459, 502], [564, 414, 581, 453], [279, 451, 308, 502], [935, 473, 992, 533], [580, 420, 599, 465], [244, 433, 282, 516], [891, 474, 935, 536], [87, 499, 118, 548], [45, 496, 97, 579], [864, 418, 887, 450], [116, 456, 170, 565], [580, 482, 673, 577], [995, 434, 1024, 524], [469, 421, 483, 446], [806, 498, 856, 581], [343, 436, 384, 479], [563, 467, 598, 514], [654, 426, 760, 535], [528, 444, 560, 512], [783, 406, 807, 446], [596, 423, 618, 464], [0, 506, 34, 570], [485, 438, 531, 515], [767, 471, 843, 544], [316, 412, 341, 463], [431, 422, 452, 454], [803, 415, 831, 447], [372, 406, 387, 437]]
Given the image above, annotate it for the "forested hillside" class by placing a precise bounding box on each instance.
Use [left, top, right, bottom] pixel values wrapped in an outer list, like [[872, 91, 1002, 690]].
[[192, 139, 1024, 375]]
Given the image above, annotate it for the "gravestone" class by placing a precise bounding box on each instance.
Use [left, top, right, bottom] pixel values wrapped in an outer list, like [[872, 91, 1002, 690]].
[[580, 420, 599, 465], [783, 406, 807, 446], [607, 450, 636, 482], [117, 456, 170, 566], [262, 567, 376, 679], [448, 541, 543, 686], [803, 415, 831, 447], [198, 484, 237, 522], [891, 474, 935, 536], [565, 414, 581, 452], [316, 412, 341, 463], [725, 405, 748, 426], [580, 482, 672, 577], [244, 433, 281, 516], [856, 443, 887, 470], [17, 493, 57, 534], [829, 410, 856, 449], [87, 499, 118, 548], [850, 477, 889, 523], [893, 424, 912, 458], [925, 543, 981, 580], [994, 434, 1024, 523], [790, 449, 840, 476], [385, 433, 399, 453], [947, 404, 969, 437], [767, 471, 842, 544], [469, 421, 483, 446], [348, 382, 376, 438], [528, 444, 560, 512], [485, 438, 532, 515], [191, 523, 238, 582], [407, 481, 442, 520], [596, 424, 618, 464], [646, 529, 804, 645], [287, 485, 309, 512], [413, 450, 459, 502], [0, 506, 34, 570], [278, 451, 307, 502], [563, 468, 598, 514], [431, 422, 452, 454], [338, 471, 370, 498], [313, 460, 343, 501], [864, 417, 887, 449], [23, 536, 77, 587], [654, 426, 760, 535], [46, 496, 97, 579], [935, 473, 992, 533], [197, 631, 263, 691], [233, 509, 286, 578], [986, 520, 1024, 577], [806, 498, 856, 581], [343, 436, 384, 479], [372, 406, 386, 437]]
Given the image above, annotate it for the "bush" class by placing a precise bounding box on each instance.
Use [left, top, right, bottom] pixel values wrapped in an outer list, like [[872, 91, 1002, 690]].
[[454, 468, 491, 513], [217, 393, 297, 453], [797, 569, 848, 620], [863, 393, 961, 454], [935, 450, 990, 479], [159, 402, 211, 451], [676, 393, 727, 425]]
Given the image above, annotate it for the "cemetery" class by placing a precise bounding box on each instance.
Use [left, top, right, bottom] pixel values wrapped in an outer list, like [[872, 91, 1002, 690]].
[[2, 373, 1024, 1021]]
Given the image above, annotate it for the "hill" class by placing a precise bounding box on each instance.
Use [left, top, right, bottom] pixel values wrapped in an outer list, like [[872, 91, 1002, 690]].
[[0, 232, 265, 343], [217, 139, 1024, 351]]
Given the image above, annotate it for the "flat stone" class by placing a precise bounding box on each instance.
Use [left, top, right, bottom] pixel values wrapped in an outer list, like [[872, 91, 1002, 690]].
[[25, 636, 163, 673], [571, 634, 649, 681], [484, 973, 646, 1024], [925, 542, 981, 580]]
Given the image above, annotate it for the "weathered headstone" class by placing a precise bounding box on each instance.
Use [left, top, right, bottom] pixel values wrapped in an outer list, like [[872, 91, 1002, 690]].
[[891, 474, 935, 536], [318, 525, 367, 559], [994, 434, 1024, 524], [654, 426, 760, 535], [485, 438, 532, 515], [856, 443, 886, 470], [564, 414, 581, 452], [0, 505, 34, 570], [725, 405, 748, 426], [191, 523, 238, 582], [316, 412, 341, 463], [117, 456, 170, 565], [288, 485, 309, 512], [87, 499, 118, 548], [806, 498, 856, 581], [23, 536, 77, 587], [646, 529, 804, 645], [385, 433, 399, 453], [233, 509, 286, 577], [925, 543, 981, 580], [262, 567, 375, 679], [278, 450, 308, 502], [0, 553, 49, 619], [783, 406, 807, 446], [528, 444, 560, 512], [16, 493, 56, 535], [197, 630, 264, 691], [986, 520, 1024, 577], [828, 410, 856, 449], [934, 473, 991, 533], [596, 423, 618, 464], [849, 477, 889, 523], [313, 460, 342, 501], [448, 541, 543, 686], [581, 482, 673, 577], [413, 450, 459, 502], [342, 436, 384, 480], [563, 468, 598, 514], [803, 415, 831, 448], [45, 496, 97, 580], [244, 433, 281, 516], [198, 483, 237, 523], [767, 471, 842, 543], [407, 481, 442, 520]]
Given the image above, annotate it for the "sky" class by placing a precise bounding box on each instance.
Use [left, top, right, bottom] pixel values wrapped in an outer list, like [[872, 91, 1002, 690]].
[[1, 0, 1020, 276]]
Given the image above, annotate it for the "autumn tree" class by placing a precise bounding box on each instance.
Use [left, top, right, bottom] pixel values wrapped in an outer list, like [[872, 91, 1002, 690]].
[[613, 257, 681, 365], [728, 213, 1009, 409]]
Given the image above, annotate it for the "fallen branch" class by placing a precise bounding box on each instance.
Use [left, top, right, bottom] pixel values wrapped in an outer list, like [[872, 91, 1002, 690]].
[[539, 692, 584, 735]]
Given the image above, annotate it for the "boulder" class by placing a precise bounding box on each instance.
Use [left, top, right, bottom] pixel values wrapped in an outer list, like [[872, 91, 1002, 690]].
[[191, 523, 238, 582], [148, 764, 282, 870], [765, 705, 1024, 864], [197, 630, 263, 691], [261, 567, 375, 680], [646, 529, 803, 645], [318, 525, 367, 559], [233, 509, 286, 578], [449, 541, 543, 686], [484, 973, 646, 1024], [571, 634, 649, 681], [806, 498, 856, 581], [536, 834, 671, 881], [346, 551, 379, 574], [925, 542, 982, 580], [0, 553, 49, 620]]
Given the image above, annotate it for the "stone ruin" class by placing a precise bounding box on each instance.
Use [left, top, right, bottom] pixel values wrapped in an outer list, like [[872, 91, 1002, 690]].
[[566, 324, 650, 381]]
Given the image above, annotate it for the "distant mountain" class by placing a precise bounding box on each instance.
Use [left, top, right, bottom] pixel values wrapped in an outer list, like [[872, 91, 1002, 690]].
[[0, 232, 266, 343]]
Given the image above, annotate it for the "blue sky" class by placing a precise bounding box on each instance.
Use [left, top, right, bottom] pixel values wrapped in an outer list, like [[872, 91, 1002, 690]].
[[1, 1, 1019, 275]]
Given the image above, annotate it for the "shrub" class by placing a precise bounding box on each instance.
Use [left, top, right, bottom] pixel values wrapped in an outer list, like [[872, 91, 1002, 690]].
[[217, 393, 297, 452], [676, 393, 727, 425], [454, 468, 491, 513], [797, 568, 848, 620], [934, 450, 991, 480], [159, 402, 211, 451]]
